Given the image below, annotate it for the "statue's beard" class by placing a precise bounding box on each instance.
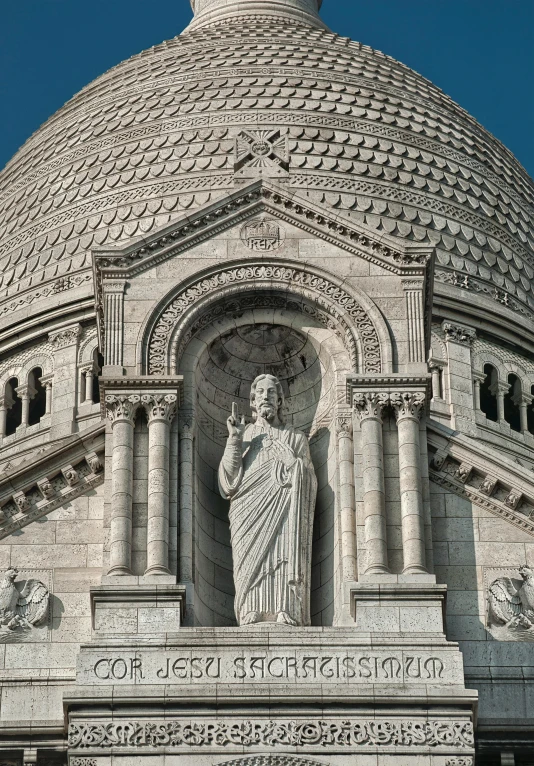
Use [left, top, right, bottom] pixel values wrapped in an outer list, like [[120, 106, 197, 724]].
[[258, 403, 276, 421]]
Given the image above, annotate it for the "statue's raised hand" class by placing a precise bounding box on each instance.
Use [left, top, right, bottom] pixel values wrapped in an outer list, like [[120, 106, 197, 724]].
[[227, 402, 246, 441]]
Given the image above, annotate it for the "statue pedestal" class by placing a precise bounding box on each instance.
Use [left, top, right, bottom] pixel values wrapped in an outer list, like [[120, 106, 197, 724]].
[[67, 624, 476, 766], [349, 580, 447, 635], [91, 583, 186, 636]]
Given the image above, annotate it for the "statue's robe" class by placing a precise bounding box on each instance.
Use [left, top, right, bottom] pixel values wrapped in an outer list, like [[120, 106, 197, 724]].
[[218, 421, 317, 626]]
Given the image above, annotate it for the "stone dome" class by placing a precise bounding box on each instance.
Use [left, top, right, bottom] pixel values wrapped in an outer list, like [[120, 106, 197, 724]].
[[1, 0, 533, 342]]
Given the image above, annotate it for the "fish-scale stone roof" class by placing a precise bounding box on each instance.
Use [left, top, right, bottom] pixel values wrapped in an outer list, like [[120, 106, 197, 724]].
[[0, 12, 533, 333]]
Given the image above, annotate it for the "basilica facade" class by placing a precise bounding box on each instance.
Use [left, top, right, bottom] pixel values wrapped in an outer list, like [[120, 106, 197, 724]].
[[0, 1, 533, 764]]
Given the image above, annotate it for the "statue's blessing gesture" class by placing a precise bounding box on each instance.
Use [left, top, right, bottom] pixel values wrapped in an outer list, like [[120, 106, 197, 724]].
[[219, 374, 317, 627]]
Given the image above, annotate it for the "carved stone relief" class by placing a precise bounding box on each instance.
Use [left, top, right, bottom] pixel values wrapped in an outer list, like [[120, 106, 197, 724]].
[[0, 568, 50, 642], [486, 566, 534, 641], [68, 719, 475, 749], [240, 218, 285, 251]]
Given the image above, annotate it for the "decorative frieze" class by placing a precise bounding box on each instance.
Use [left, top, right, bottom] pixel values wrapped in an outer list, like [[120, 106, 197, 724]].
[[68, 718, 474, 750], [48, 324, 82, 350]]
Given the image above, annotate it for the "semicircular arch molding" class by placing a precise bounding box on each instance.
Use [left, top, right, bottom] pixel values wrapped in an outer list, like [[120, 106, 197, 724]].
[[141, 260, 392, 376]]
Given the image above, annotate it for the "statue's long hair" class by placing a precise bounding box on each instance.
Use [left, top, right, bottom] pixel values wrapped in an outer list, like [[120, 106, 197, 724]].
[[250, 374, 286, 425]]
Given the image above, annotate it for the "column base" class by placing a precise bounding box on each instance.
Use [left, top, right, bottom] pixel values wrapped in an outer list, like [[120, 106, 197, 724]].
[[106, 565, 133, 576], [144, 565, 172, 577]]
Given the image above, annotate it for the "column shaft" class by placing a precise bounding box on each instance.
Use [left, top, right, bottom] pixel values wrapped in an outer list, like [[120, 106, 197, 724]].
[[146, 418, 171, 575], [179, 420, 194, 583], [109, 419, 135, 575], [84, 371, 94, 404], [473, 379, 481, 411], [361, 415, 389, 574], [21, 394, 30, 427], [430, 367, 441, 400], [520, 401, 529, 434], [337, 418, 357, 581], [397, 413, 426, 574], [0, 404, 6, 437], [45, 384, 52, 415]]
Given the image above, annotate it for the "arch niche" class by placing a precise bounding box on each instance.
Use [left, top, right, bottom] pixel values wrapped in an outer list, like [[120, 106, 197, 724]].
[[142, 260, 391, 627]]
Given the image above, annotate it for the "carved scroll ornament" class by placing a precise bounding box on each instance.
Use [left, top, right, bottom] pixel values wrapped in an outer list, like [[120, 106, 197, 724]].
[[68, 719, 474, 749]]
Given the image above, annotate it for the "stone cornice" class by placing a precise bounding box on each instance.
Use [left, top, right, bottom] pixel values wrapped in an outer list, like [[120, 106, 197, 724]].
[[346, 374, 430, 404], [100, 377, 183, 419]]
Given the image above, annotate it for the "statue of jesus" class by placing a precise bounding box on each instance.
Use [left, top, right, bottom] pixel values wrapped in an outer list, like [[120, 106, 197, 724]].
[[218, 374, 317, 627]]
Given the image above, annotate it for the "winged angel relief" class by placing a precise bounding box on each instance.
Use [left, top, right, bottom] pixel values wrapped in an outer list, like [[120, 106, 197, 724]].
[[487, 565, 534, 641], [0, 568, 49, 641]]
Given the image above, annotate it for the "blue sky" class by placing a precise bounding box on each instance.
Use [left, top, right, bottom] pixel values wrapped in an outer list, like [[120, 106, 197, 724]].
[[1, 0, 533, 176]]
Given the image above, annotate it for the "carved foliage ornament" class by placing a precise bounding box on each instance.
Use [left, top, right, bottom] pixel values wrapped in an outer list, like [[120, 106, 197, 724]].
[[442, 322, 476, 346], [68, 719, 474, 749], [390, 391, 426, 421], [148, 265, 381, 375], [141, 393, 178, 423], [353, 391, 390, 422]]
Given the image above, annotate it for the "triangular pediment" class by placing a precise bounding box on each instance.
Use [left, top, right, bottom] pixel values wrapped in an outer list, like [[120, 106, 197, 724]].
[[92, 179, 433, 290]]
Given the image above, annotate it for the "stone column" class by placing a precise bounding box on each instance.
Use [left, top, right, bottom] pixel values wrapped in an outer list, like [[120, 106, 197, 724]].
[[105, 394, 140, 575], [391, 391, 427, 575], [0, 397, 7, 437], [16, 385, 33, 427], [472, 370, 486, 411], [519, 393, 532, 434], [492, 381, 509, 424], [354, 391, 390, 575], [429, 365, 442, 400], [336, 412, 357, 581], [82, 365, 94, 404], [141, 393, 178, 577], [179, 415, 194, 583]]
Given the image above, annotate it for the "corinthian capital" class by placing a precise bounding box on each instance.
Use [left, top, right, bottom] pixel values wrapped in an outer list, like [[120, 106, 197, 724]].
[[390, 391, 426, 421], [335, 412, 353, 435], [105, 394, 141, 424], [141, 393, 178, 424], [353, 392, 389, 422]]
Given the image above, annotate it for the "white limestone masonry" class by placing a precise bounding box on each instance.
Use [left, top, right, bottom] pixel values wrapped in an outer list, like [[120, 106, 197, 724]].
[[0, 0, 532, 763]]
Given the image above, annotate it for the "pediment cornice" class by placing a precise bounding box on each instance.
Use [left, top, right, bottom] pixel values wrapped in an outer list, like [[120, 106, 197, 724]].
[[92, 180, 434, 340]]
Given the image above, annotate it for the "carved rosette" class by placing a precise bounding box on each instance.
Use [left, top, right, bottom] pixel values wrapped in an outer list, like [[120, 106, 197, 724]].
[[353, 392, 389, 422], [105, 394, 141, 425], [141, 393, 178, 424], [390, 391, 426, 422]]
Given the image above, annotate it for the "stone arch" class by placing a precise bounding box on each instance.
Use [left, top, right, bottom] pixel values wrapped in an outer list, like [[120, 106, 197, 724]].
[[140, 259, 393, 376], [18, 354, 53, 385]]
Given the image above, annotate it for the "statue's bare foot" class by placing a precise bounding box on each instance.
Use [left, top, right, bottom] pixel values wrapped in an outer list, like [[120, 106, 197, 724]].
[[276, 611, 297, 626], [241, 611, 260, 625]]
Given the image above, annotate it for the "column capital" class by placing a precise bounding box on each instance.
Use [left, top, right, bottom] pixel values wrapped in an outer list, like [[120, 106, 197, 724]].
[[390, 391, 426, 422], [472, 369, 487, 384], [15, 384, 36, 401], [105, 394, 141, 425], [441, 321, 476, 345], [141, 393, 178, 424], [335, 411, 353, 435], [353, 391, 389, 422]]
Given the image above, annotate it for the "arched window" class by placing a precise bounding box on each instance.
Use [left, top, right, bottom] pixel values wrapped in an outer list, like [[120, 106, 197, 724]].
[[504, 374, 521, 433], [28, 367, 47, 426], [480, 364, 498, 422], [92, 350, 104, 404], [5, 378, 22, 436]]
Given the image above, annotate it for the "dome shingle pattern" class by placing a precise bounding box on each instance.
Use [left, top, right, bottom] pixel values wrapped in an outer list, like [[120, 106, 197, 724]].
[[0, 17, 532, 327]]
